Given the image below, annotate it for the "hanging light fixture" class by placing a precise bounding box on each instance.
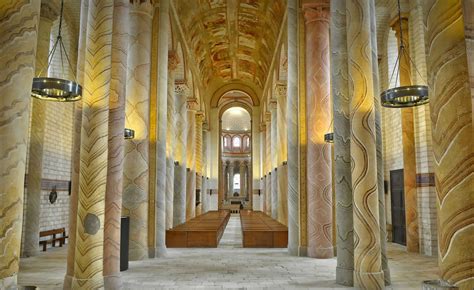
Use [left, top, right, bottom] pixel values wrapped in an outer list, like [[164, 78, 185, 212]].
[[324, 133, 334, 143], [31, 0, 82, 102], [124, 128, 135, 140], [381, 0, 428, 108]]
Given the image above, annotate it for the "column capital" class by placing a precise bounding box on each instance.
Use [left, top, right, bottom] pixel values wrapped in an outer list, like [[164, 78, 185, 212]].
[[303, 1, 330, 24], [168, 50, 180, 71], [260, 123, 266, 132], [195, 111, 205, 123], [175, 80, 190, 97], [273, 82, 287, 99], [265, 111, 272, 123], [268, 99, 278, 111], [390, 13, 409, 40], [186, 98, 199, 111], [40, 1, 59, 22], [130, 0, 154, 18]]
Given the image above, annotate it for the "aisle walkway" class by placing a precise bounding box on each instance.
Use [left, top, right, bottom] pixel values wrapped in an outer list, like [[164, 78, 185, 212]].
[[18, 213, 438, 289]]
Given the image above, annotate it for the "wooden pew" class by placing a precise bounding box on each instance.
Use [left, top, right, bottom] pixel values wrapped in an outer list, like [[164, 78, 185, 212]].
[[166, 210, 230, 248], [39, 228, 68, 252], [240, 210, 288, 248]]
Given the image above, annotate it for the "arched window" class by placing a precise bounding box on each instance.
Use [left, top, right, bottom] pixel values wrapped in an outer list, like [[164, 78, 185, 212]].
[[232, 136, 241, 148], [223, 136, 228, 147], [233, 173, 240, 190]]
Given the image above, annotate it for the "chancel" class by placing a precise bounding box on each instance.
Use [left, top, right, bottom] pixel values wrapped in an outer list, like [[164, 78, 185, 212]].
[[0, 0, 472, 289]]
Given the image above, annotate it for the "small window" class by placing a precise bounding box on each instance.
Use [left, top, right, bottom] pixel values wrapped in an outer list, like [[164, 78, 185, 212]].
[[234, 173, 240, 190], [223, 137, 228, 147], [232, 136, 241, 148]]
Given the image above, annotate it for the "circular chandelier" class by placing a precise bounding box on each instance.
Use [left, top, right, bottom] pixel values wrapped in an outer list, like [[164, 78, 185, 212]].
[[31, 0, 82, 102], [381, 0, 428, 108], [324, 133, 334, 143], [124, 128, 135, 140]]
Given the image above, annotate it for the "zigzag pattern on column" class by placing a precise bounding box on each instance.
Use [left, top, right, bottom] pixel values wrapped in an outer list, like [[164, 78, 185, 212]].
[[0, 0, 39, 285], [71, 0, 113, 288], [425, 1, 474, 288]]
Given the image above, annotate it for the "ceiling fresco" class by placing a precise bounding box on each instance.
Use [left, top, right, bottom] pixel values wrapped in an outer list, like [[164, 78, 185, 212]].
[[174, 0, 286, 95]]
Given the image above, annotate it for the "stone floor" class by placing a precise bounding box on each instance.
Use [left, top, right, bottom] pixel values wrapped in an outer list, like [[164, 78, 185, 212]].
[[18, 214, 438, 289]]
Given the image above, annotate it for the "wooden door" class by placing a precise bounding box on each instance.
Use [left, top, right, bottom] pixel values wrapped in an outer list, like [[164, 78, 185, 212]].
[[390, 169, 406, 245]]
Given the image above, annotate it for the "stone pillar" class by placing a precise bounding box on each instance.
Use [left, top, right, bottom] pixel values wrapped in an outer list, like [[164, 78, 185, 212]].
[[122, 0, 153, 261], [103, 1, 129, 288], [195, 112, 204, 216], [265, 113, 272, 216], [287, 0, 300, 256], [154, 0, 169, 257], [202, 128, 209, 213], [303, 1, 334, 259], [347, 0, 384, 288], [390, 15, 419, 253], [0, 1, 40, 287], [185, 100, 197, 220], [165, 51, 179, 229], [276, 83, 288, 225], [424, 1, 474, 289], [222, 161, 228, 201], [173, 81, 189, 226], [69, 0, 113, 287], [270, 101, 278, 219], [64, 0, 88, 286], [22, 2, 57, 258], [330, 0, 353, 285], [260, 125, 267, 213], [240, 161, 246, 198], [228, 162, 235, 197]]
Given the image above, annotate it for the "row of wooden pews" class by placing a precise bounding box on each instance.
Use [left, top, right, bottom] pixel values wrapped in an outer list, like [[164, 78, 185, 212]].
[[166, 210, 231, 248], [240, 210, 288, 248]]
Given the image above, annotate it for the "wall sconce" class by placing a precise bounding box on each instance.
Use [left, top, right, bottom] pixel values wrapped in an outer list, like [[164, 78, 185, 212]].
[[324, 132, 334, 143], [124, 128, 135, 139], [174, 161, 179, 166]]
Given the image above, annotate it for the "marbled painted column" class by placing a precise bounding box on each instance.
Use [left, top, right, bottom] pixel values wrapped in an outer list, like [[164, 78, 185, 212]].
[[70, 0, 113, 287], [303, 1, 334, 259], [390, 15, 419, 253], [22, 2, 57, 258], [260, 125, 267, 213], [173, 81, 189, 226], [195, 112, 204, 216], [287, 0, 300, 256], [330, 0, 353, 285], [424, 1, 474, 289], [228, 162, 235, 197], [369, 0, 390, 283], [239, 162, 246, 198], [265, 114, 272, 216], [154, 0, 169, 257], [185, 100, 197, 220], [64, 0, 88, 287], [0, 1, 39, 287], [347, 0, 384, 288], [165, 51, 179, 229], [103, 1, 129, 288], [202, 129, 209, 213], [122, 0, 153, 261], [276, 83, 288, 225], [270, 101, 278, 219]]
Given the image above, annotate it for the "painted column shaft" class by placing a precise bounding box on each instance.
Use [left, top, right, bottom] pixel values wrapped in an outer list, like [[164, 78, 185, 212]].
[[265, 119, 272, 216], [195, 113, 203, 216], [276, 83, 288, 225], [303, 1, 334, 259], [270, 104, 278, 219], [424, 1, 474, 289], [185, 108, 196, 220], [0, 1, 40, 287]]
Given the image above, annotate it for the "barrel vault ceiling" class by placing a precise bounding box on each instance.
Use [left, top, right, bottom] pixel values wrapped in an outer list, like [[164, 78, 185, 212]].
[[173, 0, 286, 104]]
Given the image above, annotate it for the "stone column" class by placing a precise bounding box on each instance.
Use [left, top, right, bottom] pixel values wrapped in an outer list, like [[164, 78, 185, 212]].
[[185, 100, 197, 220], [270, 101, 278, 219], [22, 2, 57, 258], [195, 112, 204, 216], [103, 1, 129, 288], [69, 0, 113, 287], [287, 0, 300, 256], [265, 113, 272, 216], [165, 51, 179, 229], [240, 161, 246, 198], [424, 1, 474, 289], [173, 81, 189, 226], [330, 0, 353, 285], [228, 162, 235, 197], [202, 128, 209, 213], [222, 161, 228, 201], [260, 125, 267, 213], [122, 0, 153, 261], [276, 83, 288, 225], [0, 1, 40, 288], [390, 15, 419, 253], [347, 0, 384, 288], [303, 1, 334, 259], [154, 0, 169, 257], [64, 0, 88, 287]]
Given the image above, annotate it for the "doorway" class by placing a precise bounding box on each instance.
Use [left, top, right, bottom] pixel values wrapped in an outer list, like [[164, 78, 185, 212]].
[[390, 169, 406, 246]]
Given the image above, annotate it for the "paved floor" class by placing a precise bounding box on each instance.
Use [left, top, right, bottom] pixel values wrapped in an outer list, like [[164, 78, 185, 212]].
[[18, 214, 438, 289]]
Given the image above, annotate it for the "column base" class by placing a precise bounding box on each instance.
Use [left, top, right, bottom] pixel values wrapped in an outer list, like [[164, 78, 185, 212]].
[[354, 270, 385, 290], [71, 276, 105, 289], [154, 246, 168, 258], [148, 247, 156, 258], [336, 266, 354, 286], [307, 245, 335, 258], [104, 274, 122, 290], [383, 267, 391, 286], [21, 248, 39, 258], [298, 246, 308, 257], [129, 248, 148, 261], [0, 274, 17, 290], [63, 274, 73, 290]]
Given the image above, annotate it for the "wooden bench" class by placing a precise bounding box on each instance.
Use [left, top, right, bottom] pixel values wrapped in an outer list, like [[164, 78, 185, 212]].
[[240, 210, 288, 248], [166, 210, 230, 248], [39, 228, 68, 252]]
